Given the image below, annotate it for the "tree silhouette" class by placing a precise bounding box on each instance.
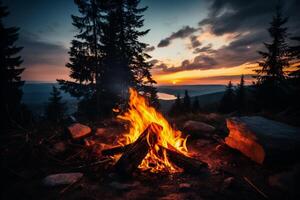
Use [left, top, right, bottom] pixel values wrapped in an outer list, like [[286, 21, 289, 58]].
[[0, 2, 26, 127], [219, 81, 236, 113], [236, 75, 246, 113], [192, 97, 201, 113], [57, 0, 104, 118], [59, 0, 158, 118], [169, 94, 182, 116], [254, 5, 290, 111], [255, 5, 290, 84], [183, 90, 191, 112], [100, 0, 158, 109], [289, 37, 300, 78], [46, 86, 66, 123]]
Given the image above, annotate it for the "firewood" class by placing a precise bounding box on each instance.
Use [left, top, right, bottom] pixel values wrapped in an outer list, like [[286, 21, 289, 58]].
[[113, 123, 160, 175], [161, 145, 208, 174], [101, 145, 129, 156]]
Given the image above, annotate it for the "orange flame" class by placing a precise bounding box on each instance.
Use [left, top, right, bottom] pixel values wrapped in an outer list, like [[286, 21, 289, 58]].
[[117, 88, 189, 173]]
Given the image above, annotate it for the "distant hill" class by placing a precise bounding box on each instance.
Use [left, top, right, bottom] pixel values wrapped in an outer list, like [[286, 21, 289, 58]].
[[22, 83, 225, 115], [157, 85, 225, 97], [159, 91, 224, 114]]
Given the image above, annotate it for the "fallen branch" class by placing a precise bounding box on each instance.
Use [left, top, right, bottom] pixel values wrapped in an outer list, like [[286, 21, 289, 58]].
[[243, 176, 269, 199], [74, 158, 112, 169], [101, 145, 129, 156], [60, 176, 83, 194]]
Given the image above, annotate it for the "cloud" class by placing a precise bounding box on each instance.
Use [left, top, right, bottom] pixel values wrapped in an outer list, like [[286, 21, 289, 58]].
[[157, 26, 199, 47], [19, 35, 68, 67], [190, 35, 202, 48], [145, 45, 155, 52], [154, 0, 300, 75], [154, 55, 218, 73], [193, 43, 215, 54], [198, 0, 300, 36]]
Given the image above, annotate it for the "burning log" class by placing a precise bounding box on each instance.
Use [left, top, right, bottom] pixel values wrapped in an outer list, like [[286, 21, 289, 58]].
[[101, 145, 128, 156], [113, 123, 160, 175], [161, 146, 208, 174]]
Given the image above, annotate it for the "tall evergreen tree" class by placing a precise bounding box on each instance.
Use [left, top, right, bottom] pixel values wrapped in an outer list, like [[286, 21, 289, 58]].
[[219, 81, 236, 114], [192, 97, 200, 113], [236, 75, 246, 113], [57, 0, 104, 117], [289, 37, 300, 78], [59, 0, 158, 118], [0, 2, 25, 127], [255, 5, 290, 84], [169, 94, 182, 116], [101, 0, 158, 110], [46, 86, 66, 123], [183, 90, 191, 113]]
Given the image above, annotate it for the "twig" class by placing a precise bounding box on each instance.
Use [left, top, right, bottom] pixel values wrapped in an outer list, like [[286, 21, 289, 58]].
[[74, 158, 112, 169], [60, 176, 83, 194], [243, 176, 269, 199]]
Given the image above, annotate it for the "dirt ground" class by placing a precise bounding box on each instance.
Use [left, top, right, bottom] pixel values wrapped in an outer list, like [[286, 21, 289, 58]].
[[1, 118, 299, 200]]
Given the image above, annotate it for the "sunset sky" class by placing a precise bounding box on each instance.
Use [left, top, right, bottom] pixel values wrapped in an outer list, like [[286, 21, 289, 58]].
[[3, 0, 300, 85]]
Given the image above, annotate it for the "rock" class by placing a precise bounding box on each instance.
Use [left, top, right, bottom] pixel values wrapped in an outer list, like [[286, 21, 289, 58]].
[[225, 116, 300, 164], [183, 120, 216, 136], [68, 123, 91, 139], [222, 177, 235, 190], [268, 165, 300, 197], [179, 183, 191, 189], [110, 181, 140, 190], [95, 128, 107, 136], [43, 172, 83, 187], [52, 142, 66, 154]]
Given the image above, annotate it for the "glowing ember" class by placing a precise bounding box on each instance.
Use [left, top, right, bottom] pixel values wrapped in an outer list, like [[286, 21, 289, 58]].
[[116, 88, 189, 173]]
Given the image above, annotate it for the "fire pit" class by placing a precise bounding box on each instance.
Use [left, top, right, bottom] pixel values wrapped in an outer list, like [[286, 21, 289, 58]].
[[102, 88, 208, 175]]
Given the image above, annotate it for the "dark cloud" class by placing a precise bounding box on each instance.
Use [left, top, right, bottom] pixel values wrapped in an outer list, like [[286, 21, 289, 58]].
[[19, 35, 68, 67], [157, 26, 199, 47], [145, 45, 155, 52], [199, 0, 300, 36], [155, 0, 300, 74], [190, 35, 202, 48], [155, 55, 218, 73], [193, 43, 215, 54], [149, 59, 159, 65]]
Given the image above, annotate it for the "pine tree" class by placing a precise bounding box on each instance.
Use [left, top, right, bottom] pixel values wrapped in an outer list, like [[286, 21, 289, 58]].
[[101, 0, 158, 109], [219, 81, 236, 113], [57, 0, 104, 117], [192, 97, 200, 113], [289, 37, 300, 78], [255, 5, 290, 84], [183, 90, 191, 113], [46, 86, 66, 123], [236, 75, 246, 113], [169, 94, 182, 116], [0, 2, 25, 127]]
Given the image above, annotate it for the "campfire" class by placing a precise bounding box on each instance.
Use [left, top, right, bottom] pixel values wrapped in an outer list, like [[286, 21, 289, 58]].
[[102, 88, 207, 175]]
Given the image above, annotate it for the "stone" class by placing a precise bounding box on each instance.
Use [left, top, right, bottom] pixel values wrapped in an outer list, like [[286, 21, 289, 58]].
[[52, 142, 66, 154], [183, 120, 216, 136], [43, 172, 83, 187], [110, 181, 140, 190], [225, 116, 300, 164], [222, 177, 235, 190], [68, 123, 91, 139], [179, 183, 191, 189]]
